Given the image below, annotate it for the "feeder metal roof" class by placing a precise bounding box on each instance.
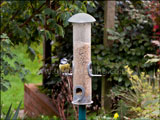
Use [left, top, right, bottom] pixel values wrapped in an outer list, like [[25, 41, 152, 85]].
[[68, 13, 96, 23]]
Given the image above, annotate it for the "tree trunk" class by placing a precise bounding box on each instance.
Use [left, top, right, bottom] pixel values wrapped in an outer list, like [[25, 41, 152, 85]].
[[101, 0, 116, 113], [43, 0, 52, 88], [43, 38, 51, 87]]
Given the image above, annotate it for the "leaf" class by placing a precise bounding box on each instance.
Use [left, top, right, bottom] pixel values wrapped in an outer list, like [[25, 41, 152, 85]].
[[152, 110, 159, 116], [94, 49, 100, 54], [0, 33, 9, 39], [47, 19, 56, 27], [126, 26, 132, 31], [144, 54, 158, 58], [1, 80, 11, 92], [101, 51, 107, 56], [142, 100, 152, 107], [81, 3, 87, 13], [146, 58, 160, 63], [108, 36, 119, 40], [0, 1, 7, 7], [125, 80, 130, 87], [97, 55, 103, 61], [61, 12, 70, 27], [5, 53, 13, 59], [44, 8, 52, 15], [5, 104, 12, 120], [19, 72, 24, 80], [56, 24, 64, 37], [39, 15, 45, 25], [51, 11, 56, 18], [107, 28, 115, 34], [0, 84, 8, 92], [12, 101, 22, 120], [119, 38, 124, 44], [45, 30, 51, 40], [118, 77, 123, 82], [27, 47, 36, 61], [97, 45, 104, 50], [151, 98, 159, 104], [4, 69, 9, 75]]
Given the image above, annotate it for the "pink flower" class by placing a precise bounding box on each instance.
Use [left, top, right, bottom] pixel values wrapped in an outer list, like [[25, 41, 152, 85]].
[[153, 25, 159, 31]]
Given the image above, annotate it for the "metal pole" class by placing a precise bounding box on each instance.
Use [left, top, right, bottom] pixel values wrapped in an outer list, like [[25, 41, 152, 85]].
[[79, 105, 86, 120]]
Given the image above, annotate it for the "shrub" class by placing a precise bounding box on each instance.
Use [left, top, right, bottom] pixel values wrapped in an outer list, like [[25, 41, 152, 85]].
[[91, 1, 156, 88], [52, 76, 78, 120], [111, 66, 160, 119], [0, 34, 29, 91], [145, 0, 160, 66]]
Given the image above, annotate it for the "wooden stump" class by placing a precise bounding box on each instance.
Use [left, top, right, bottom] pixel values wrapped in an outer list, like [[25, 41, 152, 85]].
[[24, 83, 59, 118]]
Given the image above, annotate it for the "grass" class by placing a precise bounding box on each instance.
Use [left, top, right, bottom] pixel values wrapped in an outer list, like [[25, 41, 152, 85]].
[[1, 42, 43, 114]]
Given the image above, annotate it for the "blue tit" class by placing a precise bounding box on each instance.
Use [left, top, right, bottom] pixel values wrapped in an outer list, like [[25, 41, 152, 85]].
[[59, 58, 70, 73]]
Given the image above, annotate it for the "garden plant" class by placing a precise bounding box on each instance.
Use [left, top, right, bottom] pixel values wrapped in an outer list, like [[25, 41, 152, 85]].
[[0, 0, 159, 120]]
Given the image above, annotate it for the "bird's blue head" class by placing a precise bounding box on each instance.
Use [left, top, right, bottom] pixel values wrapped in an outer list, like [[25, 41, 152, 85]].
[[60, 58, 68, 64]]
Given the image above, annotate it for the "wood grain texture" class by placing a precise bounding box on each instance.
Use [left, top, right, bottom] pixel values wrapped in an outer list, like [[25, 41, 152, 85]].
[[102, 0, 116, 113], [103, 0, 116, 47], [24, 84, 59, 118]]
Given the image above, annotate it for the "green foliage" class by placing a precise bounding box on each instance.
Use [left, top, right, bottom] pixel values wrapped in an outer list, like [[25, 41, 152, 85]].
[[88, 112, 112, 120], [90, 1, 156, 88], [139, 1, 160, 66], [40, 1, 96, 85], [88, 112, 121, 120], [0, 0, 94, 61], [52, 0, 95, 59], [116, 100, 129, 119], [0, 1, 43, 43], [39, 115, 60, 120], [38, 85, 52, 97], [0, 34, 29, 91], [125, 66, 159, 119], [0, 0, 96, 86], [25, 115, 60, 120], [0, 1, 45, 60], [111, 66, 160, 119], [0, 101, 22, 120], [0, 0, 97, 87], [145, 51, 160, 64], [1, 43, 42, 114]]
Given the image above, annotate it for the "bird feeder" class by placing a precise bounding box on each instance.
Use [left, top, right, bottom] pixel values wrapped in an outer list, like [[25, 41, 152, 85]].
[[68, 13, 96, 105]]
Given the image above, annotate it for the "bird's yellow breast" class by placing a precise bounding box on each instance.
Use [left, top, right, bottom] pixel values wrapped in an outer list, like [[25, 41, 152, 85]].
[[59, 63, 70, 72]]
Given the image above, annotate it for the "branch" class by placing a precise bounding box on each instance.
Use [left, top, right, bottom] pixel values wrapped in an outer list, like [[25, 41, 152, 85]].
[[29, 0, 35, 12], [1, 2, 46, 37], [11, 10, 19, 21], [46, 0, 51, 8], [19, 2, 46, 28], [0, 10, 19, 35]]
